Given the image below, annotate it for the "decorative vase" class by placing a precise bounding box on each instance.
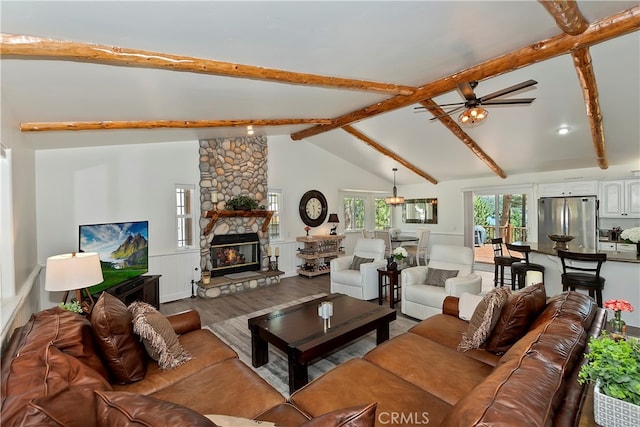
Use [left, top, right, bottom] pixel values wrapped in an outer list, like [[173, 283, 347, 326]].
[[609, 310, 626, 335], [594, 381, 640, 427], [387, 256, 394, 268]]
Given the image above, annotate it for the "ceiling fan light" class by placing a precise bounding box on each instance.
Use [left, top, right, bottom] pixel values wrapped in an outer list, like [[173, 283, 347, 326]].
[[458, 107, 488, 127]]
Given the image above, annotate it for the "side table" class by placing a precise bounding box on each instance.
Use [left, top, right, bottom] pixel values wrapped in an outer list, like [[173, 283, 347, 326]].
[[578, 324, 639, 426], [377, 267, 402, 309]]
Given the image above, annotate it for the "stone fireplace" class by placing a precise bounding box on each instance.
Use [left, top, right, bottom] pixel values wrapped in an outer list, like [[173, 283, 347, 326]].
[[198, 136, 280, 298]]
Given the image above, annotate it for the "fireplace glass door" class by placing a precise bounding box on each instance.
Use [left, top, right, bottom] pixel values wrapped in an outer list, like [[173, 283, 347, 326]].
[[210, 233, 260, 277]]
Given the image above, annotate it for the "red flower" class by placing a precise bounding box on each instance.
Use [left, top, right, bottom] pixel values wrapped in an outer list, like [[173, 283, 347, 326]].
[[304, 226, 311, 232], [604, 299, 634, 312]]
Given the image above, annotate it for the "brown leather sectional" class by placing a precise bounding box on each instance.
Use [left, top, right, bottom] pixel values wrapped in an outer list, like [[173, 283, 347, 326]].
[[290, 291, 606, 426], [1, 290, 604, 426]]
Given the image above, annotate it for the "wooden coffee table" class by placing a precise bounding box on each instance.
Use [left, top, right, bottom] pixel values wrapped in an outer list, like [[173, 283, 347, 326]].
[[248, 293, 396, 393]]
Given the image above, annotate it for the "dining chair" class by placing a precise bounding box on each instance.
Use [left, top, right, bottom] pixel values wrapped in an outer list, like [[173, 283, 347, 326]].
[[403, 228, 431, 266], [374, 230, 393, 259]]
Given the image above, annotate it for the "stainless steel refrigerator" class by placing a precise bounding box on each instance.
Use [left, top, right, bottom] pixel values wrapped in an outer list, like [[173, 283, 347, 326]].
[[538, 196, 598, 250]]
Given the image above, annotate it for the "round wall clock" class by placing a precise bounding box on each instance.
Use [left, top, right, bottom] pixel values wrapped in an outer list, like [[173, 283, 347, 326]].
[[299, 190, 328, 227]]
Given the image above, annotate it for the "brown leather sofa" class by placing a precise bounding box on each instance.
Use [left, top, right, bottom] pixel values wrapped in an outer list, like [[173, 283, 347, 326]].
[[289, 290, 606, 426], [1, 292, 375, 427], [1, 290, 604, 426]]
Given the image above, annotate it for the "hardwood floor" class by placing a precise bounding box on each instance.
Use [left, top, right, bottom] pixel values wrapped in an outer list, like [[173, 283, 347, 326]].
[[159, 274, 332, 325]]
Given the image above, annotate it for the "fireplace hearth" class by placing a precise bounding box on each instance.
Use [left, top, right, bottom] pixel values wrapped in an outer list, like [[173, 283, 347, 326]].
[[210, 233, 260, 277]]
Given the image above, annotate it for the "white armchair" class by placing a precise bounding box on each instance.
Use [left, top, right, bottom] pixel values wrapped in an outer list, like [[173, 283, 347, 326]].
[[330, 238, 387, 300], [401, 244, 482, 320]]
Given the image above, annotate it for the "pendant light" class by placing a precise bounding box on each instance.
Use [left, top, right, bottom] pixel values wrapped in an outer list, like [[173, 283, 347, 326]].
[[385, 168, 405, 206]]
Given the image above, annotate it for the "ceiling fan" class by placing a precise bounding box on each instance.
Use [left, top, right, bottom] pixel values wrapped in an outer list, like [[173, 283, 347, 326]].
[[415, 79, 537, 126]]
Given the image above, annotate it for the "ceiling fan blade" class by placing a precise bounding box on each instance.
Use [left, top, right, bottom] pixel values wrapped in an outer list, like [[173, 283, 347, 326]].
[[414, 101, 465, 110], [429, 105, 465, 121], [457, 81, 477, 101], [480, 79, 538, 102], [481, 98, 536, 105]]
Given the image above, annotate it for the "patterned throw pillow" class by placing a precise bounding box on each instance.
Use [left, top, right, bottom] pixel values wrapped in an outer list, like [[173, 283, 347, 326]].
[[129, 302, 192, 370], [349, 255, 374, 270], [425, 268, 459, 287], [458, 287, 511, 352]]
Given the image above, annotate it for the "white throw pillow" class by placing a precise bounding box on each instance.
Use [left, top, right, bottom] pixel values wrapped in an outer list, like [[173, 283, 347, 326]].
[[458, 292, 484, 321]]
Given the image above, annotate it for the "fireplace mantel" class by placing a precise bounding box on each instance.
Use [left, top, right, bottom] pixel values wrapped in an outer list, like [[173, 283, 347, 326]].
[[203, 210, 274, 235]]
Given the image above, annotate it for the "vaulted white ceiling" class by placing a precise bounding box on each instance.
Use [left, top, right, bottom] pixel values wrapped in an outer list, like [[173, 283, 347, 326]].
[[2, 1, 639, 185]]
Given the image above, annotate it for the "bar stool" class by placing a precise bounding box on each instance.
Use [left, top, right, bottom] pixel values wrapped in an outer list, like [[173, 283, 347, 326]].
[[505, 243, 545, 290], [557, 250, 607, 307], [492, 238, 518, 287]]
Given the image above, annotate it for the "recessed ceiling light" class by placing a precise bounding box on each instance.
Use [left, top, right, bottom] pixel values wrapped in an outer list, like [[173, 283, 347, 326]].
[[557, 126, 571, 135]]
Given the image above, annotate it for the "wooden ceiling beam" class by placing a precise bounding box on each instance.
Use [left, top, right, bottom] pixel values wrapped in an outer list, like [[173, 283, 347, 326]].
[[418, 100, 507, 179], [0, 33, 415, 96], [341, 125, 438, 185], [20, 118, 332, 132], [571, 48, 608, 169], [291, 6, 640, 141], [538, 0, 589, 35]]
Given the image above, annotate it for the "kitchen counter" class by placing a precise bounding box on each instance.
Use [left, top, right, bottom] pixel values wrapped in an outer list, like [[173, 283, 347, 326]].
[[510, 241, 639, 326], [514, 241, 640, 264]]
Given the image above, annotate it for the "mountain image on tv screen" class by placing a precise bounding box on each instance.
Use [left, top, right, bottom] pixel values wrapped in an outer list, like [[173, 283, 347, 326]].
[[79, 221, 149, 295]]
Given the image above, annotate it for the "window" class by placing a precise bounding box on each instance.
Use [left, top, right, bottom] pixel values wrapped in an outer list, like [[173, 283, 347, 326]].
[[1, 144, 15, 299], [343, 196, 366, 231], [341, 191, 390, 231], [267, 190, 282, 241], [175, 185, 195, 249], [374, 197, 391, 229]]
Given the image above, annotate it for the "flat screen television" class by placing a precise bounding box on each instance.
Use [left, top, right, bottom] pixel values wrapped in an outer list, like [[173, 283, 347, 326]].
[[79, 221, 149, 295]]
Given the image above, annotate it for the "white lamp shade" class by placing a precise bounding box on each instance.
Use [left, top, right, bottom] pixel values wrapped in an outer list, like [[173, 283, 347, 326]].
[[45, 252, 104, 292]]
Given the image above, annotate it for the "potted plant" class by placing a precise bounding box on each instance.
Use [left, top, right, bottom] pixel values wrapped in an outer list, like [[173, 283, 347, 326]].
[[59, 300, 84, 314], [578, 332, 640, 426], [392, 246, 408, 267], [225, 196, 259, 211], [620, 226, 640, 256]]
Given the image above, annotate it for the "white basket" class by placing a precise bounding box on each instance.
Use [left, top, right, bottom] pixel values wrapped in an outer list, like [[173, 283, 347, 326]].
[[594, 382, 640, 427]]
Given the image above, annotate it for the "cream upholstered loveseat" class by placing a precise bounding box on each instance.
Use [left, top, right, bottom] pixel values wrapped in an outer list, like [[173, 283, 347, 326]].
[[401, 244, 482, 319], [330, 238, 387, 300]]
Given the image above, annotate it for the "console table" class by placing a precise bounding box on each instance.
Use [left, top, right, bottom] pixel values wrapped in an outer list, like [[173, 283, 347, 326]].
[[296, 235, 345, 277], [104, 275, 160, 309]]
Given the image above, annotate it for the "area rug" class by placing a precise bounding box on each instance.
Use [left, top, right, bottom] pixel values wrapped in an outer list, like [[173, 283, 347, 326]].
[[207, 294, 418, 397]]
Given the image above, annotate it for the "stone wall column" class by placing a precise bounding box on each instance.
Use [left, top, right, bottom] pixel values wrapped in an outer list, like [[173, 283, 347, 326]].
[[199, 136, 269, 271]]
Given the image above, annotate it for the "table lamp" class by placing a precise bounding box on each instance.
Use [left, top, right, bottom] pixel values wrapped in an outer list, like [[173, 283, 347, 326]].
[[328, 213, 340, 235], [45, 252, 103, 313]]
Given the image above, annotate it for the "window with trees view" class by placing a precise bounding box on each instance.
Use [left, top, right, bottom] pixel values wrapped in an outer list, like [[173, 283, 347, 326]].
[[342, 193, 391, 231], [474, 193, 528, 244]]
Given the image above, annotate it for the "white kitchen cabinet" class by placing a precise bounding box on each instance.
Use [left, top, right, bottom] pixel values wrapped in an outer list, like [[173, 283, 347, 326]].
[[598, 242, 617, 251], [616, 243, 638, 253], [538, 181, 598, 198], [599, 179, 640, 218]]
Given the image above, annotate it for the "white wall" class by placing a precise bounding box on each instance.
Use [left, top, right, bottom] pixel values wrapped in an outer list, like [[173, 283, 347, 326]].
[[267, 135, 391, 275], [1, 107, 41, 348], [35, 141, 201, 307], [267, 135, 390, 239], [33, 136, 391, 306]]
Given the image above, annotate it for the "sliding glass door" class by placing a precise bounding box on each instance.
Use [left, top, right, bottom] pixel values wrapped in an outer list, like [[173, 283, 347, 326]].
[[474, 193, 529, 244]]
